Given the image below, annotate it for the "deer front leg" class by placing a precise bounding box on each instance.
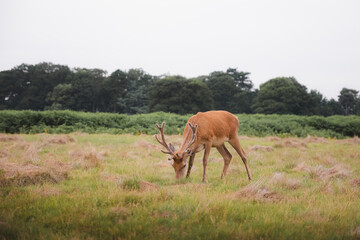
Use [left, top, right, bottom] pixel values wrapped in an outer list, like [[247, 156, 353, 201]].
[[202, 144, 211, 183], [186, 153, 196, 178]]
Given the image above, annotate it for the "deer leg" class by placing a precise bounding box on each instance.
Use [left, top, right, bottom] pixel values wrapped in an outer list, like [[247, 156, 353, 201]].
[[216, 144, 232, 179], [229, 137, 252, 180], [186, 153, 196, 178], [202, 144, 211, 183]]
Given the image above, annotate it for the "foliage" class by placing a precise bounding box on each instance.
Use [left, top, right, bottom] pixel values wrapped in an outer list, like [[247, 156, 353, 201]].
[[0, 62, 359, 116], [339, 88, 359, 115], [117, 69, 155, 114], [1, 110, 360, 138], [0, 63, 73, 110], [206, 69, 255, 113], [251, 77, 311, 114], [149, 76, 213, 114]]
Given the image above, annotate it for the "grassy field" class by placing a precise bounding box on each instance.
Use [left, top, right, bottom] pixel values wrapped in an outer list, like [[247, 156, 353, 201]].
[[0, 133, 360, 239]]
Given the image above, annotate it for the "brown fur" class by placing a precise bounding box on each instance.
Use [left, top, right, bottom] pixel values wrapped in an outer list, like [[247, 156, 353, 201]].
[[158, 110, 252, 182]]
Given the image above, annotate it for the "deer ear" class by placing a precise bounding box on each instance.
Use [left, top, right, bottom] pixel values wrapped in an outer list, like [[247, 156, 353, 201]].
[[169, 143, 175, 152]]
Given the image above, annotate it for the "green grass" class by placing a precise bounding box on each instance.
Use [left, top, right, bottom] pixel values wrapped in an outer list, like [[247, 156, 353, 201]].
[[1, 133, 360, 239]]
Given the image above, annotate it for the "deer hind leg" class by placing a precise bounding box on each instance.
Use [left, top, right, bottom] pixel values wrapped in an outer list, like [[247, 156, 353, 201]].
[[202, 143, 211, 183], [186, 153, 196, 178], [228, 137, 252, 180], [216, 144, 232, 179]]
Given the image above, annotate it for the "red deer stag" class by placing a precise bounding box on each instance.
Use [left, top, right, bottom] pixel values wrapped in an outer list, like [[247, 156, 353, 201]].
[[155, 110, 252, 183]]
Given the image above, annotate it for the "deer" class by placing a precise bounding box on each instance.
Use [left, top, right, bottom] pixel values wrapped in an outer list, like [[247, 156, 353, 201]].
[[155, 110, 252, 183]]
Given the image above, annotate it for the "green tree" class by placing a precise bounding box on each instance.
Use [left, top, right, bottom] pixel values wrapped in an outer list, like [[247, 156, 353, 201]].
[[45, 83, 75, 110], [0, 70, 18, 110], [206, 69, 254, 113], [104, 70, 129, 113], [0, 63, 73, 110], [117, 69, 155, 114], [149, 76, 213, 114], [226, 68, 253, 91], [338, 88, 359, 115], [321, 98, 343, 116], [251, 77, 310, 115], [70, 68, 107, 112]]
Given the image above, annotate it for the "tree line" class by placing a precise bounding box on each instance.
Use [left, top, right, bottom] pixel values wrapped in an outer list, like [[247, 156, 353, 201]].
[[0, 62, 359, 116]]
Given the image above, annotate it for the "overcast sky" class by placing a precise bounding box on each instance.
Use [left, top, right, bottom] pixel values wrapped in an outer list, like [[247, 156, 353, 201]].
[[1, 0, 359, 99]]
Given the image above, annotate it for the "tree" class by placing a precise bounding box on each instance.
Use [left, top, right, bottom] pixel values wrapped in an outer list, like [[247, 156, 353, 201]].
[[45, 83, 75, 110], [251, 77, 310, 115], [321, 98, 343, 116], [205, 69, 254, 113], [0, 70, 18, 110], [70, 68, 107, 112], [226, 68, 253, 91], [104, 70, 129, 113], [117, 69, 155, 114], [206, 73, 237, 111], [338, 88, 359, 115], [149, 76, 213, 114], [0, 63, 73, 110]]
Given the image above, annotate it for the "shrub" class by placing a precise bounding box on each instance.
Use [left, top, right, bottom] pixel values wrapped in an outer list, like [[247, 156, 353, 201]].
[[0, 110, 359, 138]]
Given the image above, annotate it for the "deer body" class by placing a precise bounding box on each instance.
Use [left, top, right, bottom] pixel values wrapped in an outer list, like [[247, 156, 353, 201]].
[[156, 110, 252, 183]]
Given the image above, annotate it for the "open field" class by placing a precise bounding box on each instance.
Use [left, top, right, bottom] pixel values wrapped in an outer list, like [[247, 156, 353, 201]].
[[1, 133, 360, 239]]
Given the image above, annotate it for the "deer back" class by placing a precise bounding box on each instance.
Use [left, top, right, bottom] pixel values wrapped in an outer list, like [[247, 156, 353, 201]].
[[179, 111, 239, 152]]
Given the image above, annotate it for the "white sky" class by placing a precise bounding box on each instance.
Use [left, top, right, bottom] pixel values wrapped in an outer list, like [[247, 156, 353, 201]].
[[1, 0, 359, 99]]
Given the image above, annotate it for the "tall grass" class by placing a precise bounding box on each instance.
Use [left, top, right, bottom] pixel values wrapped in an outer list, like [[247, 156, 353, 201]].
[[1, 133, 360, 239]]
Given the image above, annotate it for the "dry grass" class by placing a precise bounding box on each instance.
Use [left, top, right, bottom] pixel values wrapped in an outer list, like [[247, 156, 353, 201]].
[[133, 140, 160, 150], [265, 136, 281, 141], [231, 179, 282, 202], [352, 178, 360, 187], [154, 161, 171, 168], [250, 145, 274, 152], [69, 146, 107, 169], [100, 171, 123, 185], [0, 135, 72, 187], [338, 136, 360, 144], [0, 161, 69, 187], [139, 180, 159, 192], [46, 134, 76, 144], [351, 226, 360, 239], [269, 172, 302, 190], [34, 186, 63, 196], [209, 157, 223, 163], [293, 162, 352, 181], [274, 138, 307, 149], [0, 134, 22, 142], [304, 135, 328, 143]]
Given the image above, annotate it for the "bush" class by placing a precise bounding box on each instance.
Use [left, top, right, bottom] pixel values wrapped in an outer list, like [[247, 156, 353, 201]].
[[0, 110, 360, 138]]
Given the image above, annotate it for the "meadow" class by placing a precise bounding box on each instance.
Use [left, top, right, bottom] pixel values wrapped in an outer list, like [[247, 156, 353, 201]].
[[0, 133, 360, 239]]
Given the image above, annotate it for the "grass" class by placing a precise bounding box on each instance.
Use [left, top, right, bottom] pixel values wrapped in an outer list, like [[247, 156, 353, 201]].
[[0, 133, 360, 239]]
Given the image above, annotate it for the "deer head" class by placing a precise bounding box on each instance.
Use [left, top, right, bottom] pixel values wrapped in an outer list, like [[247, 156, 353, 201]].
[[155, 122, 198, 180]]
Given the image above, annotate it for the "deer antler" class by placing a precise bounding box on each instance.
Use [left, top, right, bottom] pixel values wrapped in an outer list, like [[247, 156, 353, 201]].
[[182, 122, 198, 155], [155, 122, 175, 155]]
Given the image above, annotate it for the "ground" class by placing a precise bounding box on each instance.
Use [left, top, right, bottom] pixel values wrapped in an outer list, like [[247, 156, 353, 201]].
[[0, 133, 360, 239]]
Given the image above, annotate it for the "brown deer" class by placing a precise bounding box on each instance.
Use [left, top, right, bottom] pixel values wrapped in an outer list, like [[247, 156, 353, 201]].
[[155, 110, 252, 183]]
